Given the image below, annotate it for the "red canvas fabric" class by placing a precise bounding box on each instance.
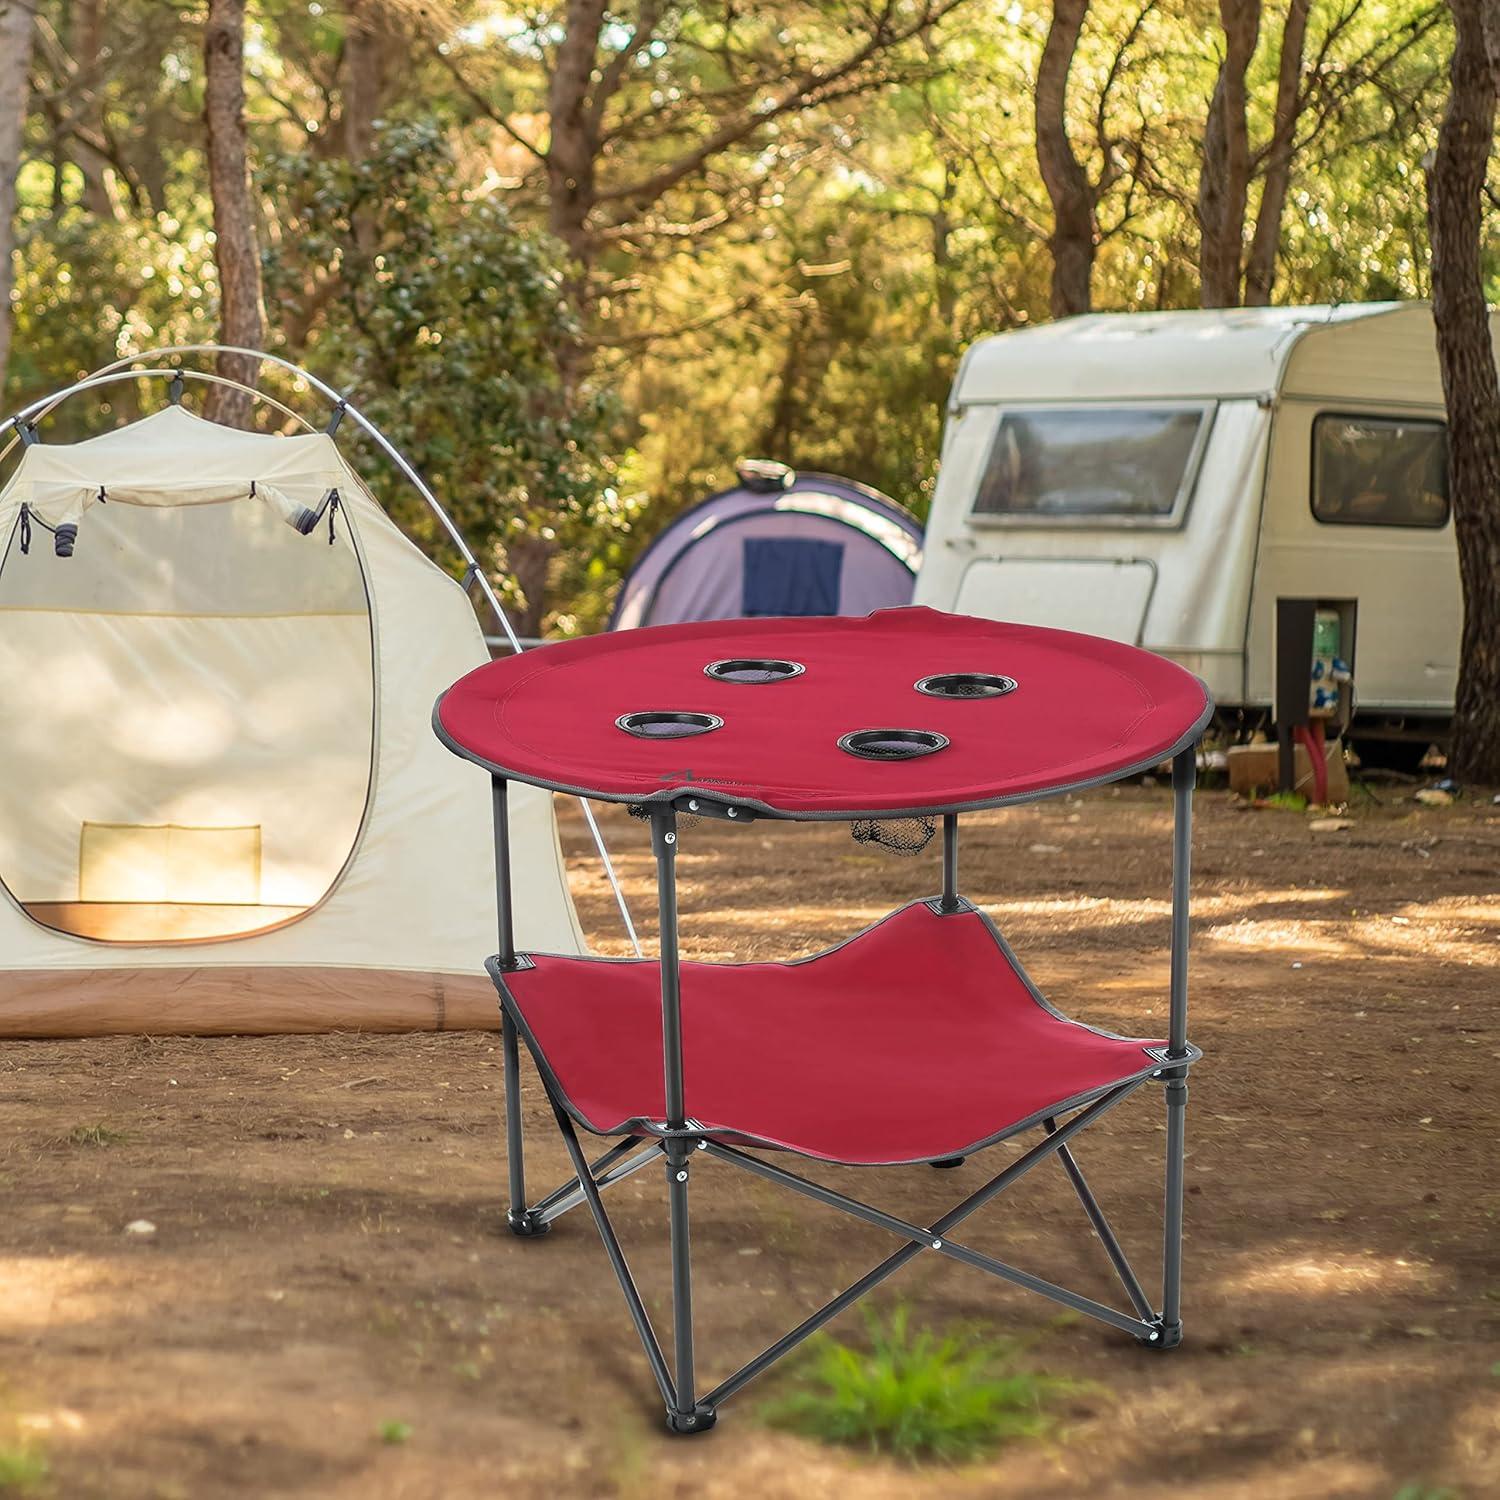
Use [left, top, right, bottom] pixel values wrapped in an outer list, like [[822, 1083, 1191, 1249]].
[[495, 902, 1166, 1165], [437, 607, 1210, 816]]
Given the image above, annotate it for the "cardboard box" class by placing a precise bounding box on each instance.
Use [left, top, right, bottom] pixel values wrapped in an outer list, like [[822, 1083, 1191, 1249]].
[[1227, 738, 1350, 804]]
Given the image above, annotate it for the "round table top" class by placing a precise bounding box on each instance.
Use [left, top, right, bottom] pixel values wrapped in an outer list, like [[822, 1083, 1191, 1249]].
[[434, 608, 1212, 820]]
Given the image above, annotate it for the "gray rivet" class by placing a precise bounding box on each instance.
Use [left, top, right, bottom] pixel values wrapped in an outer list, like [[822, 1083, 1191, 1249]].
[[695, 1139, 707, 1150], [665, 831, 676, 845], [727, 807, 738, 818], [931, 1239, 942, 1249], [1148, 1330, 1160, 1341], [688, 799, 699, 811], [676, 1169, 688, 1182]]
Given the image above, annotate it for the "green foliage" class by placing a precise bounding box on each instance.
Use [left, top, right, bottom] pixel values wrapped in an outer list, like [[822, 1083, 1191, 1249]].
[[1392, 1486, 1460, 1500], [762, 1306, 1074, 1463], [376, 1419, 412, 1446], [6, 0, 1481, 632], [261, 120, 623, 632], [6, 210, 217, 422], [65, 1124, 128, 1148]]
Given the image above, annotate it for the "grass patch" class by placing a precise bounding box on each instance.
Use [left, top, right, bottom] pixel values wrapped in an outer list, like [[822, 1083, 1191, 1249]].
[[376, 1419, 412, 1446], [65, 1124, 127, 1148], [762, 1306, 1076, 1463], [0, 1442, 49, 1493], [1260, 790, 1308, 812]]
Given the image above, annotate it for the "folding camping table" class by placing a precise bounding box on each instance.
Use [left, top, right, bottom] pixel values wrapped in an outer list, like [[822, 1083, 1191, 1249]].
[[433, 606, 1212, 1433]]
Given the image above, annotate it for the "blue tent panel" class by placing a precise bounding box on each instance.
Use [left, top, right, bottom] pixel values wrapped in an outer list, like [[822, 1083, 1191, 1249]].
[[742, 538, 845, 617]]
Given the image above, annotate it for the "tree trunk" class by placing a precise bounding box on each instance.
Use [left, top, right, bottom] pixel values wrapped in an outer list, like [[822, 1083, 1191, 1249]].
[[1243, 0, 1309, 306], [202, 0, 265, 428], [342, 0, 388, 163], [506, 533, 557, 638], [71, 0, 118, 218], [1197, 0, 1261, 308], [546, 0, 606, 266], [0, 0, 34, 388], [1035, 0, 1095, 318], [1428, 0, 1500, 782]]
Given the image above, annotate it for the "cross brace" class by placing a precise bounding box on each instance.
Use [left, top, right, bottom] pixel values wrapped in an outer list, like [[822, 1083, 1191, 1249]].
[[526, 1073, 1184, 1431]]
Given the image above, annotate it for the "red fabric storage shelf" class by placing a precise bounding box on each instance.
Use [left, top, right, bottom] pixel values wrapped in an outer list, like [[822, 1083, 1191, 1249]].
[[435, 607, 1212, 819], [489, 901, 1187, 1166]]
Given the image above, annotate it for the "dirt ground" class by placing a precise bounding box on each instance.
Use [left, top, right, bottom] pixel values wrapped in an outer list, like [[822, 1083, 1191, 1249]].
[[2, 784, 1498, 1500]]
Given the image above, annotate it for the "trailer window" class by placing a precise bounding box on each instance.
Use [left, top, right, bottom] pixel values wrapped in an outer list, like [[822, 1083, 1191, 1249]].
[[971, 405, 1211, 524], [1312, 414, 1449, 528]]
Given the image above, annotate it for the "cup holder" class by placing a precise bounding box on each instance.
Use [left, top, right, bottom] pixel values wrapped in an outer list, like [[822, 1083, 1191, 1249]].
[[837, 728, 950, 761], [616, 711, 724, 740], [704, 658, 805, 684], [914, 672, 1017, 699]]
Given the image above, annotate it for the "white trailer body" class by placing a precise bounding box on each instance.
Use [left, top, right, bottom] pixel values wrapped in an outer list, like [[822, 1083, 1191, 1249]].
[[916, 303, 1473, 729]]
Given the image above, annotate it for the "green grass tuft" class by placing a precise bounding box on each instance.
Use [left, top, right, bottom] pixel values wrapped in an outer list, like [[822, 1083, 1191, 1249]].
[[1261, 789, 1309, 811], [0, 1442, 49, 1493], [762, 1306, 1075, 1463], [66, 1124, 128, 1148], [377, 1419, 412, 1446]]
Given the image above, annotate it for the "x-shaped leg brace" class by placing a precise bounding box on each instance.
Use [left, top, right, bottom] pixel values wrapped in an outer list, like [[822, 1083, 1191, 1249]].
[[524, 1072, 1183, 1433]]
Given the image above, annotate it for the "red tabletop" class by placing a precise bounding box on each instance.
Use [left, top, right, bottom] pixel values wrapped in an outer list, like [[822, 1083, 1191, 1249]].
[[434, 607, 1211, 819]]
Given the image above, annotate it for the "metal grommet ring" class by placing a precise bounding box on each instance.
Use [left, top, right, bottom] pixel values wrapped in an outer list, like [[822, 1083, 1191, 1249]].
[[837, 728, 950, 760], [704, 658, 806, 684], [616, 710, 724, 739], [914, 672, 1017, 699]]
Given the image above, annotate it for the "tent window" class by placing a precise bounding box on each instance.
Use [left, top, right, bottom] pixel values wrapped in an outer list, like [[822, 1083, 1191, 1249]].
[[971, 404, 1212, 526], [79, 823, 262, 905], [1311, 413, 1449, 528], [741, 537, 844, 616]]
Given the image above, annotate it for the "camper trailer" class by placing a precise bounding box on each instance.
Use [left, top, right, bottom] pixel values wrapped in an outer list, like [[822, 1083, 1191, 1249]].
[[915, 303, 1473, 752]]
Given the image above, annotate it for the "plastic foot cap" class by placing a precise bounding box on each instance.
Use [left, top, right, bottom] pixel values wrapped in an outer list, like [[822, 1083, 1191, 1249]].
[[665, 1405, 718, 1436], [506, 1209, 552, 1238]]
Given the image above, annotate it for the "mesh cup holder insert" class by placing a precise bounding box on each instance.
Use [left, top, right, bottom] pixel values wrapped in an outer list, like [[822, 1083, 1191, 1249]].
[[704, 658, 806, 684], [837, 728, 950, 761], [915, 672, 1017, 699], [616, 710, 724, 739]]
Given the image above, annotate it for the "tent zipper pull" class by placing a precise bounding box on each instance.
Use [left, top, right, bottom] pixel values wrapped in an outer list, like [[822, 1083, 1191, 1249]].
[[328, 491, 340, 545], [18, 504, 29, 555]]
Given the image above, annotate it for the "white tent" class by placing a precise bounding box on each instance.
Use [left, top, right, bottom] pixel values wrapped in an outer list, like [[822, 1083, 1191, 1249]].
[[0, 361, 603, 1037]]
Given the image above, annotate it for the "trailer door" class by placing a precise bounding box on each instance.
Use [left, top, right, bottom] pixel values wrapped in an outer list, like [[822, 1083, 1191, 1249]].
[[1247, 405, 1456, 713], [955, 557, 1157, 644]]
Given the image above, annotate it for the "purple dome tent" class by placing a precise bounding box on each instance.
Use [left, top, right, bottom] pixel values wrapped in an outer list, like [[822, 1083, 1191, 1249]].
[[609, 461, 923, 629]]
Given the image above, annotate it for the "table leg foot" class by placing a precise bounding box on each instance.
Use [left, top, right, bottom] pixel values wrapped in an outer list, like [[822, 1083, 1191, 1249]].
[[506, 1209, 552, 1238], [1136, 1318, 1182, 1351], [665, 1404, 718, 1436]]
